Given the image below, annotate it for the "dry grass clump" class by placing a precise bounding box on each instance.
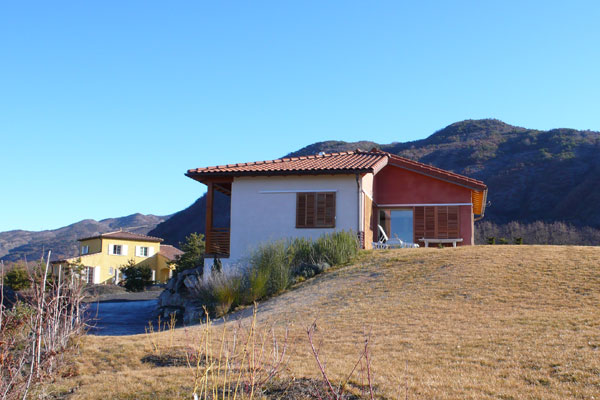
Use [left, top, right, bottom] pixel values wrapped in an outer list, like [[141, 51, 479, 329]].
[[45, 245, 600, 399]]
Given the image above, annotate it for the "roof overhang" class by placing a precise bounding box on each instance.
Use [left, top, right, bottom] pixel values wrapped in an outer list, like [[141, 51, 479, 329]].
[[185, 168, 379, 184]]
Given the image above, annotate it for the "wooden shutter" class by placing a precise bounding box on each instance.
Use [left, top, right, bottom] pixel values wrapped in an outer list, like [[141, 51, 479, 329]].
[[447, 206, 459, 237], [306, 193, 315, 227], [324, 193, 335, 227], [414, 206, 425, 242], [414, 205, 460, 241], [296, 193, 307, 227], [425, 207, 436, 238], [316, 193, 327, 226], [297, 192, 335, 228], [437, 207, 448, 239]]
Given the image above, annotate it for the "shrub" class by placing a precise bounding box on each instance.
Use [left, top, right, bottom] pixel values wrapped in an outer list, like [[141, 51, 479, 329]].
[[249, 240, 290, 298], [499, 237, 509, 245], [514, 237, 523, 245], [312, 231, 359, 266], [487, 237, 496, 245], [209, 273, 243, 316], [286, 237, 316, 267], [3, 265, 30, 290], [121, 260, 153, 292]]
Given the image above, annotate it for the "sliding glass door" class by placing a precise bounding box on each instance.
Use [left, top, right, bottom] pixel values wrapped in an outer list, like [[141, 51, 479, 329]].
[[379, 209, 414, 243]]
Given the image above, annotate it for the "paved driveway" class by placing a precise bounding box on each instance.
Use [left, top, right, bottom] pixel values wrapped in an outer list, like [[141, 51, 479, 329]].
[[86, 299, 159, 336]]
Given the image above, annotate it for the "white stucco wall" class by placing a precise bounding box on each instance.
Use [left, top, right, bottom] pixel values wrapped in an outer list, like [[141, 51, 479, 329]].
[[213, 174, 360, 267]]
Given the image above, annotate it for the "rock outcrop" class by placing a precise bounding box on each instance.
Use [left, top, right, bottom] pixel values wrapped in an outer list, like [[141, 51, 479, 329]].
[[157, 267, 206, 325]]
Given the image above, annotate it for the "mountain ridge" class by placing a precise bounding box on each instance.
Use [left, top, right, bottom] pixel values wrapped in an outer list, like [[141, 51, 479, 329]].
[[3, 118, 599, 259], [0, 213, 168, 263]]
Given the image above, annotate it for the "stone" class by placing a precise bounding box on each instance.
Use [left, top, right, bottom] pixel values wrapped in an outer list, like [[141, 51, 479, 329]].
[[156, 266, 208, 325]]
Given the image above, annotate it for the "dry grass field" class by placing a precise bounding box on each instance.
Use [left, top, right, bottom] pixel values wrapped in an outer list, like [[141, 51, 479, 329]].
[[43, 245, 600, 399]]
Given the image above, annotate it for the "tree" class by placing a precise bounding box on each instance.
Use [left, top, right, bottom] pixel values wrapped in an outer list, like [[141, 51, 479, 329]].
[[3, 265, 30, 290], [172, 233, 205, 276], [120, 259, 152, 292]]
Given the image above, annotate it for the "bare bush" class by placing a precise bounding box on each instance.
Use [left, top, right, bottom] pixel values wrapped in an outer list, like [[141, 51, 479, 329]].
[[307, 322, 375, 400], [0, 252, 86, 400]]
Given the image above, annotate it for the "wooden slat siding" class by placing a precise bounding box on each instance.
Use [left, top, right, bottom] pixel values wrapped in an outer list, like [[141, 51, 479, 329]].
[[206, 228, 230, 257], [296, 192, 335, 228]]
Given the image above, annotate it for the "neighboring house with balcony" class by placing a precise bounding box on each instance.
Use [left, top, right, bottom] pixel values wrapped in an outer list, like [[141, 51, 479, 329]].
[[51, 231, 183, 284], [186, 149, 488, 270]]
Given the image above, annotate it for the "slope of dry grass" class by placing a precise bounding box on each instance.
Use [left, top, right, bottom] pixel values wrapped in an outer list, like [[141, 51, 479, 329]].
[[44, 246, 600, 399]]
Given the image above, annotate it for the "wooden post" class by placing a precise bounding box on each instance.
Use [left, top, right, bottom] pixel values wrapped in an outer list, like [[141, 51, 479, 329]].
[[205, 182, 213, 253]]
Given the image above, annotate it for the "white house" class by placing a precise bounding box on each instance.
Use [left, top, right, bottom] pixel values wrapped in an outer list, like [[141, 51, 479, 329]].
[[186, 149, 488, 269]]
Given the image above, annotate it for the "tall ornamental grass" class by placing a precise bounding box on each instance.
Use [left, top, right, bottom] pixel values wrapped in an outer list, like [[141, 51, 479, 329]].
[[195, 231, 359, 317]]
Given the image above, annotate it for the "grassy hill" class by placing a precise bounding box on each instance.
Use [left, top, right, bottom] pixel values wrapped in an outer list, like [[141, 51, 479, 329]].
[[48, 246, 600, 399]]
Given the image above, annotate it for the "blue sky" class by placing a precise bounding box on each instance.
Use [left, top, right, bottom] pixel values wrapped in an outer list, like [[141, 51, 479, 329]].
[[1, 1, 599, 232]]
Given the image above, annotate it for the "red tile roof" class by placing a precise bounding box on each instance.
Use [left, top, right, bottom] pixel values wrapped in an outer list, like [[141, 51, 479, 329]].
[[186, 150, 389, 177], [158, 244, 184, 261], [187, 149, 487, 191], [78, 231, 164, 243]]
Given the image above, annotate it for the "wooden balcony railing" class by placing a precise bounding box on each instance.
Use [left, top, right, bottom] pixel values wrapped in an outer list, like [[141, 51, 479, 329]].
[[206, 227, 230, 257]]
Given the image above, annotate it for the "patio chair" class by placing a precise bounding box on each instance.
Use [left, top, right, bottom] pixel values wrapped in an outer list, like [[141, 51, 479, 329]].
[[372, 225, 390, 249]]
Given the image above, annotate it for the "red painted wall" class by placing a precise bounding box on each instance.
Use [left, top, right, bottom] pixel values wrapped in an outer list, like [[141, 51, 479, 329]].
[[374, 164, 474, 245], [374, 164, 472, 204]]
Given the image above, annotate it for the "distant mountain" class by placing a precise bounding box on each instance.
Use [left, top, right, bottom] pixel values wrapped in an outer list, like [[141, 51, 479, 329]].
[[0, 213, 167, 263], [149, 119, 600, 245]]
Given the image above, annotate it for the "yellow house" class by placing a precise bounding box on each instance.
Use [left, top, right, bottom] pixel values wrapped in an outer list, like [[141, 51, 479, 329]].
[[51, 231, 183, 284]]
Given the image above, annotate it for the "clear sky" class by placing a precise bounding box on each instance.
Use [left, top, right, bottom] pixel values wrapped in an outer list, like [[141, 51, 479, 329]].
[[1, 1, 599, 232]]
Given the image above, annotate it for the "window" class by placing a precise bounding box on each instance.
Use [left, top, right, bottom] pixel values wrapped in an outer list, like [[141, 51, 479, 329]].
[[81, 245, 89, 255], [108, 243, 128, 255], [136, 245, 152, 257], [85, 267, 94, 284], [296, 192, 336, 228]]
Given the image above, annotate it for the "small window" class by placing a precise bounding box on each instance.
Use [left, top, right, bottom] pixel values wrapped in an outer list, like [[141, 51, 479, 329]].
[[81, 245, 89, 255], [109, 266, 114, 275], [85, 267, 94, 284], [113, 245, 122, 255], [139, 247, 149, 257], [296, 192, 336, 228]]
